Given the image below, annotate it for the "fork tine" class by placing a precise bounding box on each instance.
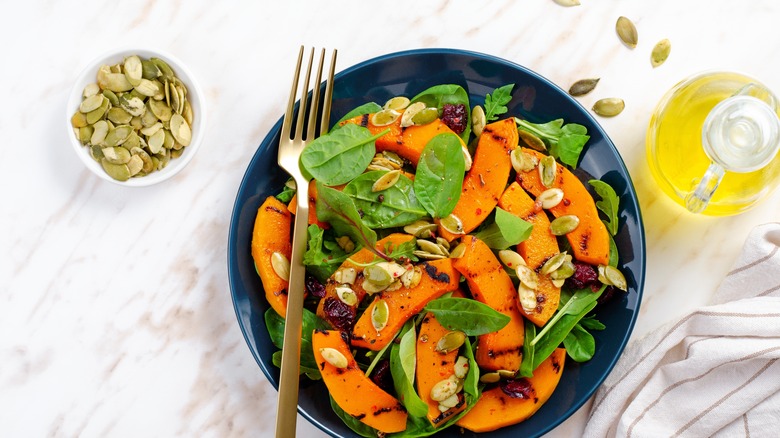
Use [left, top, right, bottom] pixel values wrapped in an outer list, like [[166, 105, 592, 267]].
[[320, 50, 337, 136], [306, 49, 326, 141], [294, 48, 315, 143], [281, 46, 304, 141]]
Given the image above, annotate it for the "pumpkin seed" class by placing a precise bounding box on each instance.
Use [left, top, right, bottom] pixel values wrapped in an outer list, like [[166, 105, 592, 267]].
[[371, 169, 401, 192], [107, 107, 133, 125], [83, 83, 100, 98], [371, 108, 400, 127], [149, 99, 172, 122], [616, 16, 638, 49], [651, 38, 671, 68], [411, 107, 439, 126], [123, 55, 143, 86], [539, 156, 557, 187], [511, 148, 539, 173], [436, 237, 450, 252], [518, 282, 538, 313], [440, 214, 464, 235], [79, 94, 105, 113], [89, 145, 104, 161], [554, 0, 580, 6], [461, 144, 473, 171], [86, 97, 110, 124], [333, 267, 357, 285], [603, 265, 628, 291], [362, 279, 390, 294], [120, 96, 146, 117], [335, 285, 358, 306], [430, 375, 460, 402], [372, 300, 389, 332], [436, 330, 466, 353], [438, 393, 460, 409], [151, 57, 174, 81], [384, 96, 410, 111], [140, 122, 163, 137], [414, 250, 446, 261], [102, 89, 120, 106], [270, 252, 290, 281], [78, 125, 93, 143], [320, 347, 348, 369], [552, 278, 566, 288], [480, 372, 500, 383], [550, 214, 580, 235], [541, 252, 568, 275], [449, 243, 467, 259], [569, 78, 600, 97], [550, 260, 576, 280], [418, 239, 445, 256], [183, 101, 194, 126], [400, 102, 426, 128], [400, 265, 422, 289], [162, 130, 175, 150], [100, 159, 131, 181], [538, 188, 565, 209], [471, 105, 486, 137], [404, 220, 437, 238], [169, 114, 192, 147], [71, 111, 88, 128], [104, 125, 133, 147], [516, 265, 539, 289], [593, 98, 625, 117], [127, 154, 144, 176], [170, 81, 181, 113], [518, 129, 547, 151], [134, 78, 160, 97], [90, 120, 109, 145], [499, 249, 526, 269], [141, 60, 161, 79], [148, 129, 165, 154], [132, 147, 154, 173], [364, 264, 393, 287], [454, 356, 469, 379]]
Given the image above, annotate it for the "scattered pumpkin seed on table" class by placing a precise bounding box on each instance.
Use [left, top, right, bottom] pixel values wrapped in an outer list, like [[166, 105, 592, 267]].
[[568, 78, 600, 97], [616, 16, 638, 48], [71, 55, 194, 181], [651, 38, 672, 67], [593, 98, 625, 117]]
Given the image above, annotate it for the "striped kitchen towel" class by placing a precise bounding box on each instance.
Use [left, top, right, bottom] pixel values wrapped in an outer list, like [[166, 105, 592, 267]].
[[585, 222, 780, 438]]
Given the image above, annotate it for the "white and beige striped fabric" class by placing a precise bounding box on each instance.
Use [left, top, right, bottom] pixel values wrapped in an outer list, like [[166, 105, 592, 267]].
[[586, 222, 780, 438]]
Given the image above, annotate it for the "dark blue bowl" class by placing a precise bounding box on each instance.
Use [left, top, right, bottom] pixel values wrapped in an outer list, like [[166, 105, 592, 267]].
[[228, 48, 645, 437]]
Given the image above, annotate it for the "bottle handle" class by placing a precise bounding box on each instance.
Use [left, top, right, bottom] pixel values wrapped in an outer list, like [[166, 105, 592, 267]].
[[685, 163, 725, 213]]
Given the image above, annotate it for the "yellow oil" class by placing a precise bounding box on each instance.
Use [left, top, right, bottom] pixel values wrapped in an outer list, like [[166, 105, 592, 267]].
[[647, 72, 780, 215]]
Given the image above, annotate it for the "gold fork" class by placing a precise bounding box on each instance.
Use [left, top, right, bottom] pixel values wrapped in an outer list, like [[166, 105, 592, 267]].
[[274, 46, 337, 438]]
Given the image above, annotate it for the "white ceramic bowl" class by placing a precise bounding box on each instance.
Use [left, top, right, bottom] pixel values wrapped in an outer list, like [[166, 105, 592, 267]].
[[66, 48, 206, 186]]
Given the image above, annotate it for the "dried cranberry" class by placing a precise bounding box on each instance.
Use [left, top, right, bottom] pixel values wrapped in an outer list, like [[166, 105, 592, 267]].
[[305, 274, 326, 298], [441, 103, 467, 134], [370, 360, 394, 393], [566, 261, 599, 290], [500, 378, 535, 399], [322, 297, 355, 331]]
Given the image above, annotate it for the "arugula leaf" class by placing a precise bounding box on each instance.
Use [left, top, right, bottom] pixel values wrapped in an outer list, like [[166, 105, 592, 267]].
[[300, 123, 387, 186], [412, 84, 471, 142], [413, 133, 465, 218], [302, 224, 352, 282], [343, 171, 428, 229], [385, 238, 419, 263], [333, 101, 383, 129], [424, 297, 510, 336], [515, 117, 590, 168], [484, 84, 514, 121], [315, 181, 389, 261], [329, 395, 378, 437], [563, 323, 596, 362], [390, 321, 429, 417], [589, 179, 620, 236], [275, 179, 295, 204], [473, 207, 533, 250], [264, 308, 329, 377], [519, 319, 537, 378]]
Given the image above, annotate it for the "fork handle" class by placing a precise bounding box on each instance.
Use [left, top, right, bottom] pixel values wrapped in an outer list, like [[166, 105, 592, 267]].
[[275, 181, 311, 438]]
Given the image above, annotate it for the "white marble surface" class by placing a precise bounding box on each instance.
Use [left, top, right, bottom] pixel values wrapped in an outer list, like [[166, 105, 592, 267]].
[[3, 0, 780, 437]]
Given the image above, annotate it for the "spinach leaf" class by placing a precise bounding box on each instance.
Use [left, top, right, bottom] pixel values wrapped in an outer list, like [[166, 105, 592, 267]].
[[343, 171, 428, 229], [424, 297, 510, 336], [272, 351, 322, 378], [300, 123, 387, 186], [519, 319, 537, 378], [484, 84, 514, 121], [390, 321, 429, 417], [275, 179, 296, 204], [589, 179, 620, 236], [413, 134, 465, 218], [264, 308, 329, 377], [473, 207, 533, 250], [333, 102, 383, 129], [579, 315, 606, 331], [329, 395, 378, 437], [563, 323, 596, 362], [515, 118, 590, 168], [531, 286, 603, 347], [315, 181, 389, 261], [609, 234, 619, 267], [412, 84, 471, 142], [302, 224, 353, 282], [365, 327, 397, 377]]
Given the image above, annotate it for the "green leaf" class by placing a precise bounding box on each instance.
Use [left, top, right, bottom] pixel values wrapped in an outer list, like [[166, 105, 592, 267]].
[[519, 319, 537, 378], [550, 131, 589, 168], [302, 224, 352, 282], [579, 315, 606, 331], [412, 84, 471, 142], [515, 118, 590, 168], [484, 84, 514, 121], [315, 181, 387, 260], [300, 123, 386, 186], [390, 321, 429, 417], [343, 171, 428, 229], [385, 238, 419, 263], [275, 181, 295, 204], [264, 308, 329, 377], [413, 133, 466, 218], [589, 179, 620, 236], [563, 323, 596, 362], [272, 351, 322, 378], [333, 102, 383, 129], [329, 395, 379, 437], [424, 297, 510, 336], [609, 234, 619, 267], [473, 207, 533, 250], [532, 286, 603, 347]]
